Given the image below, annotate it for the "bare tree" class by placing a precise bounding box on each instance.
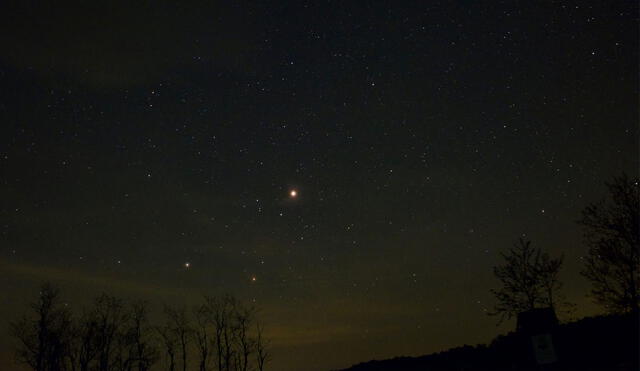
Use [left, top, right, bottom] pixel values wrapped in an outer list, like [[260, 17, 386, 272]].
[[156, 325, 177, 371], [10, 283, 72, 371], [163, 306, 192, 371], [255, 323, 270, 371], [88, 294, 128, 371], [72, 311, 100, 371], [579, 173, 639, 313], [206, 295, 235, 371], [231, 302, 255, 371], [193, 303, 211, 371], [221, 298, 234, 371], [490, 238, 564, 323], [123, 302, 158, 371]]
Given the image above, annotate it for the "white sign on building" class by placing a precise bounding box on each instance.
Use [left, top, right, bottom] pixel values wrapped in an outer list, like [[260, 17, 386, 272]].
[[531, 333, 557, 365]]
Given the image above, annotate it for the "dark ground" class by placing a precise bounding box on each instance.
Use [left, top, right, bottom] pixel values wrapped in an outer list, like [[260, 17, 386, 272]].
[[338, 313, 639, 371]]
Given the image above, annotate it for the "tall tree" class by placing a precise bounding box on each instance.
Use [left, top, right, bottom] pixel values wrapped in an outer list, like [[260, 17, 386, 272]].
[[10, 283, 72, 371], [490, 238, 564, 323], [124, 301, 158, 371], [206, 295, 235, 371], [72, 312, 100, 371], [89, 294, 128, 371], [193, 303, 211, 371], [231, 301, 255, 371], [254, 322, 270, 371], [579, 173, 639, 313], [163, 306, 192, 371], [156, 325, 177, 371]]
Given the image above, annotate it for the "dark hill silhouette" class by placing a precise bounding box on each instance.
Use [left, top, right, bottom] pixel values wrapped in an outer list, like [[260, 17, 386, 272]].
[[337, 313, 638, 371]]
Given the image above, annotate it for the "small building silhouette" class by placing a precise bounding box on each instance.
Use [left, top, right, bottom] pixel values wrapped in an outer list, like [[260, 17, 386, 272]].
[[517, 307, 559, 335], [517, 307, 559, 366]]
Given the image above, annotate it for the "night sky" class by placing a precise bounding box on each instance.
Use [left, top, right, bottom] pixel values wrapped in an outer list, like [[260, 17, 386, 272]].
[[0, 1, 637, 370]]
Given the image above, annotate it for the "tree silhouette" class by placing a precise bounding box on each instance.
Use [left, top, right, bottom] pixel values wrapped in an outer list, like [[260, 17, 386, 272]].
[[490, 238, 565, 323], [10, 283, 72, 371], [579, 173, 639, 314], [124, 301, 159, 371], [10, 284, 271, 371], [255, 322, 270, 371], [207, 295, 235, 371], [88, 294, 129, 371], [231, 301, 255, 371], [201, 294, 269, 371], [163, 306, 192, 371], [156, 323, 177, 371], [193, 302, 211, 371], [73, 310, 100, 371]]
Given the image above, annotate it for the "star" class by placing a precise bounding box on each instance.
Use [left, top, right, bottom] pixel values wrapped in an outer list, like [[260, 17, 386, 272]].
[[184, 262, 190, 269]]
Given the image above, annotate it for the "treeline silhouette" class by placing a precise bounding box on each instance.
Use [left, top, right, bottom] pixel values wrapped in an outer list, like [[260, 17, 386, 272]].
[[10, 285, 270, 371]]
